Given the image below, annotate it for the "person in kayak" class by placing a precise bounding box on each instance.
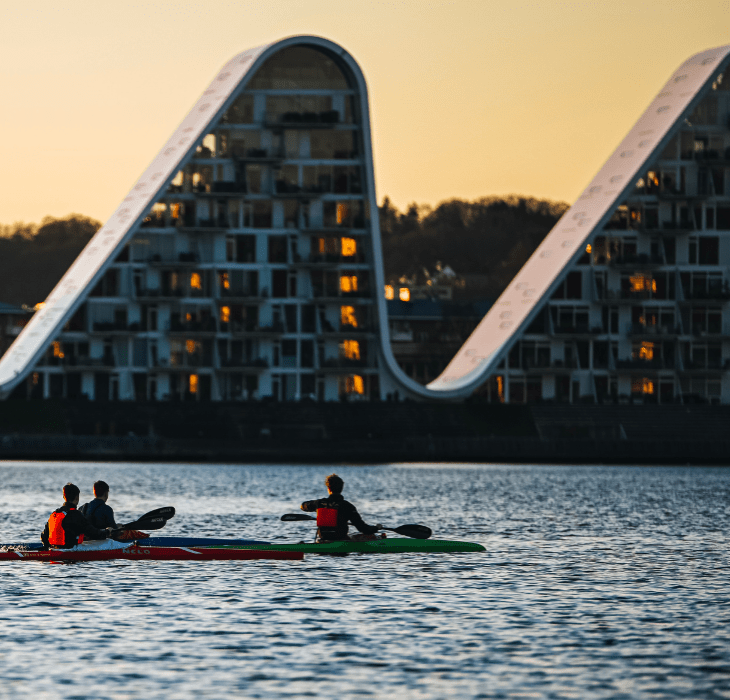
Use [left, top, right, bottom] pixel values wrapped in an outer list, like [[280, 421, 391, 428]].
[[80, 480, 118, 529], [41, 483, 114, 549], [300, 473, 383, 542]]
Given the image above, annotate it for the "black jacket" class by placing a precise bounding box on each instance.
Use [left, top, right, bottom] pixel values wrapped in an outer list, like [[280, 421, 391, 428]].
[[41, 503, 110, 549], [300, 493, 379, 541], [80, 498, 118, 529]]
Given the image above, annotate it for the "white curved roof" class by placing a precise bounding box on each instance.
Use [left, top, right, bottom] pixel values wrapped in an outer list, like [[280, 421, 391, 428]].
[[1, 38, 729, 400]]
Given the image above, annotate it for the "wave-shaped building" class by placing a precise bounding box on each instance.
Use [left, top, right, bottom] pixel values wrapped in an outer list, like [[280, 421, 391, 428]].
[[1, 36, 729, 404]]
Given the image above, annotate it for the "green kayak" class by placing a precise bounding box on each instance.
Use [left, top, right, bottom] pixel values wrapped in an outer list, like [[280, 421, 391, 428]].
[[215, 538, 485, 554]]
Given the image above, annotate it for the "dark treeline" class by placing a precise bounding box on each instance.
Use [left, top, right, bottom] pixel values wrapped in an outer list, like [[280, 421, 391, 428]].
[[0, 215, 101, 306], [0, 196, 568, 306], [379, 195, 569, 300]]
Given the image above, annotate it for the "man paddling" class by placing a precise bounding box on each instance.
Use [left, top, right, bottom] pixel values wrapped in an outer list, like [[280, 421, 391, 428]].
[[41, 483, 113, 549], [80, 480, 118, 529], [300, 473, 383, 542]]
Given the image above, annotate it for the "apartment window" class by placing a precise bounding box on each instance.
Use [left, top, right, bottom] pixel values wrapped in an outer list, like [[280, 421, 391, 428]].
[[690, 236, 719, 265]]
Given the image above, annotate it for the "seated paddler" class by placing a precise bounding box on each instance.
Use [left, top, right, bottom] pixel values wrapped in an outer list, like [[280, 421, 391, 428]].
[[300, 473, 383, 542], [41, 483, 113, 549], [80, 480, 118, 529]]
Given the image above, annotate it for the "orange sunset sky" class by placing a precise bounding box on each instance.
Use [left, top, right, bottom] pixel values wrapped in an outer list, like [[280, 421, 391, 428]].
[[1, 0, 728, 225]]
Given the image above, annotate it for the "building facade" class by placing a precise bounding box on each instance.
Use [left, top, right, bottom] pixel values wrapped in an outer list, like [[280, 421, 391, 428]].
[[1, 38, 730, 404]]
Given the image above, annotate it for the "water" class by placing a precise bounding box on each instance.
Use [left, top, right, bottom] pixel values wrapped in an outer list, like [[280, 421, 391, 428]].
[[0, 462, 729, 700]]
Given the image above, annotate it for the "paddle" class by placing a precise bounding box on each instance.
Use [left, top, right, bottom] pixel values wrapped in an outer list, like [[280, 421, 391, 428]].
[[113, 507, 176, 534], [280, 513, 432, 540]]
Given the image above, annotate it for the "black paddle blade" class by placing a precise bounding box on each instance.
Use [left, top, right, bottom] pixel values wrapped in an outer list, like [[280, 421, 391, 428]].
[[116, 516, 169, 531], [388, 524, 432, 539], [281, 513, 315, 522], [139, 507, 175, 521]]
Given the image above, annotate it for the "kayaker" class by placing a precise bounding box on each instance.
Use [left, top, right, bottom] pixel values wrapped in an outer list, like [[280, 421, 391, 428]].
[[41, 483, 114, 549], [300, 473, 383, 542], [80, 480, 118, 529]]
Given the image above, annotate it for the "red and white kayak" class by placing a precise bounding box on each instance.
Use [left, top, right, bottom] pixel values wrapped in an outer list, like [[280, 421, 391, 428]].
[[0, 545, 303, 562]]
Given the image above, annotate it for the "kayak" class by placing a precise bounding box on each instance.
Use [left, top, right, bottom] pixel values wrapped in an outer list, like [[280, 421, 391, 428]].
[[214, 538, 486, 554], [0, 536, 270, 552], [0, 545, 302, 562]]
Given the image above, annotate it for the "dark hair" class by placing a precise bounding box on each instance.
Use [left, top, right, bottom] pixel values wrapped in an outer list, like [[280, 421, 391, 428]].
[[93, 480, 109, 497], [325, 473, 344, 494], [63, 483, 80, 502]]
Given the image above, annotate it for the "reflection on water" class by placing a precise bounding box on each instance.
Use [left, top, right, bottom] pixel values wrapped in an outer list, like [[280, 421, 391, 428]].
[[0, 463, 729, 699]]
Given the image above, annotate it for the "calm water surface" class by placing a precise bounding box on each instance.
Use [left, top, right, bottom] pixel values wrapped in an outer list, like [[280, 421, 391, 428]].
[[0, 462, 728, 700]]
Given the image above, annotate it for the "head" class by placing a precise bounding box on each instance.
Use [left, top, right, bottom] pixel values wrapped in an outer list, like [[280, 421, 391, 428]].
[[325, 473, 344, 495], [93, 480, 110, 501], [63, 483, 80, 506]]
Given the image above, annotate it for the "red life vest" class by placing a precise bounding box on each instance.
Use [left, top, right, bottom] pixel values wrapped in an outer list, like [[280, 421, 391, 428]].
[[316, 507, 339, 527], [48, 508, 84, 547]]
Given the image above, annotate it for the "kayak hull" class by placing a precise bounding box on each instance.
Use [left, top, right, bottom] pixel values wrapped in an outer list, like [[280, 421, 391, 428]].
[[217, 538, 486, 554], [0, 536, 270, 552], [0, 546, 302, 562]]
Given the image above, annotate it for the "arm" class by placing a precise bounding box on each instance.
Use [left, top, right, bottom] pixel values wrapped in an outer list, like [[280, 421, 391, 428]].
[[300, 499, 324, 513], [70, 510, 110, 540], [345, 502, 380, 535], [96, 503, 118, 529]]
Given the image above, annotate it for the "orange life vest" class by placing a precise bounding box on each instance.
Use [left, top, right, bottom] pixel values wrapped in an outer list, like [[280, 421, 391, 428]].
[[316, 507, 339, 527], [48, 508, 84, 547]]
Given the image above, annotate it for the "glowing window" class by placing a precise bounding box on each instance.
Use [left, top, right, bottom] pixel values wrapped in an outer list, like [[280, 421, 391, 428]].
[[345, 375, 365, 394], [186, 340, 199, 354], [336, 203, 350, 225], [340, 275, 358, 293], [318, 238, 326, 254], [643, 379, 654, 394], [341, 340, 361, 360], [399, 287, 411, 302], [384, 285, 395, 300], [496, 376, 505, 403], [639, 342, 654, 360], [170, 203, 180, 219], [32, 372, 39, 385], [220, 306, 231, 323], [189, 374, 199, 394], [341, 237, 357, 257], [190, 273, 202, 290], [629, 275, 654, 292], [341, 305, 358, 328], [585, 244, 592, 254], [52, 341, 64, 359], [220, 272, 230, 290]]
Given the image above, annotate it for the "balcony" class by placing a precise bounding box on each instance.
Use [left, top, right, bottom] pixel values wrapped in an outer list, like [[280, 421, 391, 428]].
[[168, 318, 218, 336], [218, 358, 269, 373], [264, 110, 341, 129], [626, 323, 681, 338], [609, 253, 666, 269], [616, 358, 676, 371], [317, 358, 378, 373]]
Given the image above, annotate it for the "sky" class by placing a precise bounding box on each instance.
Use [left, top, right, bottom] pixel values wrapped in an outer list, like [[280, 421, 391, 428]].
[[1, 0, 729, 225]]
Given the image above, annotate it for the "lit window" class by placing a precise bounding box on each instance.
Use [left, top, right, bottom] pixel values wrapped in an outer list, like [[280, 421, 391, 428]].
[[186, 339, 198, 354], [34, 302, 45, 311], [585, 244, 592, 254], [496, 376, 505, 403], [345, 375, 365, 394], [220, 306, 230, 323], [384, 285, 395, 300], [190, 272, 202, 290], [341, 305, 358, 328], [170, 203, 180, 219], [318, 238, 326, 254], [639, 342, 654, 360], [189, 374, 199, 394], [341, 237, 357, 257], [52, 341, 64, 359], [630, 275, 653, 292], [336, 203, 350, 225], [32, 372, 39, 385], [220, 272, 230, 289], [185, 313, 192, 322], [340, 275, 358, 293], [643, 378, 654, 394], [341, 340, 360, 360], [399, 287, 411, 302]]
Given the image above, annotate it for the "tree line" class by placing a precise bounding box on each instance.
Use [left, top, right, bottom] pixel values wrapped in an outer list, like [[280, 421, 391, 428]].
[[0, 195, 568, 306]]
